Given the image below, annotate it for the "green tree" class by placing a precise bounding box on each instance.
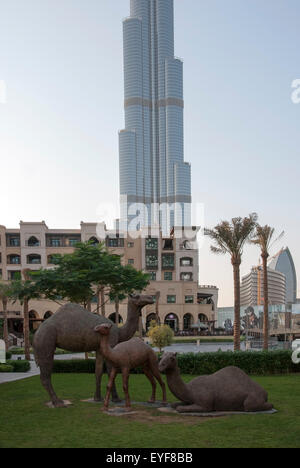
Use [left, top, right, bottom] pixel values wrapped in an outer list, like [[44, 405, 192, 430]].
[[108, 264, 150, 324], [206, 213, 258, 351], [33, 242, 150, 314], [147, 324, 174, 352], [0, 282, 11, 351], [251, 225, 284, 351]]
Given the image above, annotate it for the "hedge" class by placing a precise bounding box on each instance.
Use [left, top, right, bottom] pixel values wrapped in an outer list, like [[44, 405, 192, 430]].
[[0, 364, 14, 373], [52, 350, 300, 376], [53, 359, 97, 374], [176, 351, 300, 376], [6, 351, 12, 360], [6, 360, 31, 373]]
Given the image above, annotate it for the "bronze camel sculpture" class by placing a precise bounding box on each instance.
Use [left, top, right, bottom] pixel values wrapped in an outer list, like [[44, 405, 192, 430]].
[[95, 323, 167, 411], [159, 352, 273, 413], [33, 294, 153, 407]]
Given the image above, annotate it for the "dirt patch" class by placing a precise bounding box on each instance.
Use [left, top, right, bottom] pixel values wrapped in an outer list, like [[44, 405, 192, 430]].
[[123, 408, 212, 426]]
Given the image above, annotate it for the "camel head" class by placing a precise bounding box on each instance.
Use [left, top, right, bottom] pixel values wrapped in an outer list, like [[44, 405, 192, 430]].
[[158, 352, 178, 373], [128, 294, 154, 315], [94, 323, 112, 336]]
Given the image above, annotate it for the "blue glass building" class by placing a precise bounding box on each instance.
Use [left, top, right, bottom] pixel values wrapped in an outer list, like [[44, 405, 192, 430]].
[[119, 0, 191, 232], [269, 247, 297, 304]]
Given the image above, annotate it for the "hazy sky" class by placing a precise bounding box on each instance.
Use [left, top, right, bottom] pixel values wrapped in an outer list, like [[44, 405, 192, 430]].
[[0, 0, 299, 306]]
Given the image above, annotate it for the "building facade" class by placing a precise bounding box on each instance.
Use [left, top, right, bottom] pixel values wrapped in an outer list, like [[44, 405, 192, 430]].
[[119, 0, 191, 231], [0, 221, 218, 335], [268, 247, 297, 304], [240, 266, 286, 307]]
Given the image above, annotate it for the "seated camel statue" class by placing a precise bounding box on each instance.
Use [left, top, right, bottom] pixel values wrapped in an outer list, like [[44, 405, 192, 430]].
[[33, 294, 153, 407], [94, 323, 167, 411], [159, 352, 273, 413]]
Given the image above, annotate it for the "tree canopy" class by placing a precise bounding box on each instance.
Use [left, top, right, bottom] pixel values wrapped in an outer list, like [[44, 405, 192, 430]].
[[32, 242, 150, 307]]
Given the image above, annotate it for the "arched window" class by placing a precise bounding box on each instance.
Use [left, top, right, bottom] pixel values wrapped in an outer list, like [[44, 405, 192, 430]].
[[27, 254, 41, 265], [29, 310, 39, 331], [183, 313, 193, 330], [180, 257, 193, 267], [180, 272, 193, 282], [146, 313, 157, 330], [27, 236, 40, 247], [108, 313, 123, 324], [7, 254, 21, 265], [164, 313, 179, 332], [44, 311, 53, 320], [198, 314, 208, 323], [89, 237, 99, 246]]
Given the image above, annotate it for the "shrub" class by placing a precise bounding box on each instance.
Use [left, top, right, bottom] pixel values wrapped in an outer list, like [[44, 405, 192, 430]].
[[53, 359, 96, 374], [6, 351, 12, 360], [0, 364, 14, 373], [147, 324, 174, 352], [51, 351, 300, 376], [7, 360, 31, 373], [175, 350, 300, 376]]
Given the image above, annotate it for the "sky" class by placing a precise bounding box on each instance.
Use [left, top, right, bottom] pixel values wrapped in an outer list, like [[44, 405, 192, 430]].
[[0, 0, 299, 306]]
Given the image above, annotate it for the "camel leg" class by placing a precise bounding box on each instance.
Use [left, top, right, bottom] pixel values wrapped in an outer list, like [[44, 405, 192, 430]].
[[94, 351, 104, 402], [149, 363, 167, 404], [176, 404, 207, 413], [143, 366, 157, 403], [106, 361, 122, 402], [34, 326, 66, 408], [40, 360, 66, 408], [103, 367, 118, 411], [122, 367, 132, 411]]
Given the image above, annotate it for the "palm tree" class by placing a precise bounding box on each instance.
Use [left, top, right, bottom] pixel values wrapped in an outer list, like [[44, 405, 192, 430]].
[[0, 282, 11, 351], [206, 213, 258, 351], [251, 225, 284, 351], [10, 273, 41, 361]]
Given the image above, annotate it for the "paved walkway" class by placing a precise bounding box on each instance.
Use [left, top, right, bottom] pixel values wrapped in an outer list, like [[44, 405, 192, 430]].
[[153, 342, 246, 353], [0, 353, 85, 385]]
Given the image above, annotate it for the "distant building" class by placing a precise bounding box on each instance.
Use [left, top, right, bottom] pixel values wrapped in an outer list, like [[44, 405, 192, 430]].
[[268, 247, 297, 304], [240, 266, 286, 307], [0, 221, 218, 335]]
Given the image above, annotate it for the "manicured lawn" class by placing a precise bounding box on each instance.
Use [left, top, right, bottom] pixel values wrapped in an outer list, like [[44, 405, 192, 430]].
[[0, 373, 300, 448]]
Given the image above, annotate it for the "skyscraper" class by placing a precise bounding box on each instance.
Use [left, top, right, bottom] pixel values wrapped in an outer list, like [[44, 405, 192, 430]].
[[119, 0, 191, 233], [269, 247, 297, 304]]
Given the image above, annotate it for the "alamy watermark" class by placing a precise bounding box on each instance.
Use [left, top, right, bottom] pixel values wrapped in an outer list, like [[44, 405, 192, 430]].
[[0, 80, 7, 104], [95, 198, 206, 246], [292, 346, 300, 365], [291, 79, 300, 104]]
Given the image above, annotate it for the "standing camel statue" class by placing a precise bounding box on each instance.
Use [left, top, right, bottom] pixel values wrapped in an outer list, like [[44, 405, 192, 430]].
[[94, 323, 167, 411], [33, 294, 154, 407], [159, 352, 273, 413]]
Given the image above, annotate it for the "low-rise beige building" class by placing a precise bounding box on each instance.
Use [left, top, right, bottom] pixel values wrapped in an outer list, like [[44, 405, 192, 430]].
[[0, 221, 218, 336]]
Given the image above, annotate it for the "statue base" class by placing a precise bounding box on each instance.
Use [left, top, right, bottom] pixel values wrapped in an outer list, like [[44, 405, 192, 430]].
[[103, 407, 139, 416], [158, 407, 277, 417], [81, 399, 170, 408], [45, 400, 73, 409]]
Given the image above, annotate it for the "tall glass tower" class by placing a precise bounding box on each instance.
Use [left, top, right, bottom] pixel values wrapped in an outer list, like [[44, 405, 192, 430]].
[[119, 0, 191, 233]]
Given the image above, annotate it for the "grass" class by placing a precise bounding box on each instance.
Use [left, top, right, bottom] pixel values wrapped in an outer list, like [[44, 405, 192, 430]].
[[0, 374, 300, 448]]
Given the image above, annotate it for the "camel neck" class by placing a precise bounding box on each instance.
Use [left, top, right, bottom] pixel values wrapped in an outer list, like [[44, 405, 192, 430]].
[[166, 365, 191, 403], [117, 303, 140, 343], [99, 336, 115, 363]]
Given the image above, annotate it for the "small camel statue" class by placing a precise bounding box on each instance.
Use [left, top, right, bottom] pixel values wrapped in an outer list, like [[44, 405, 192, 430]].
[[33, 294, 153, 407], [159, 352, 273, 413], [94, 323, 167, 411]]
